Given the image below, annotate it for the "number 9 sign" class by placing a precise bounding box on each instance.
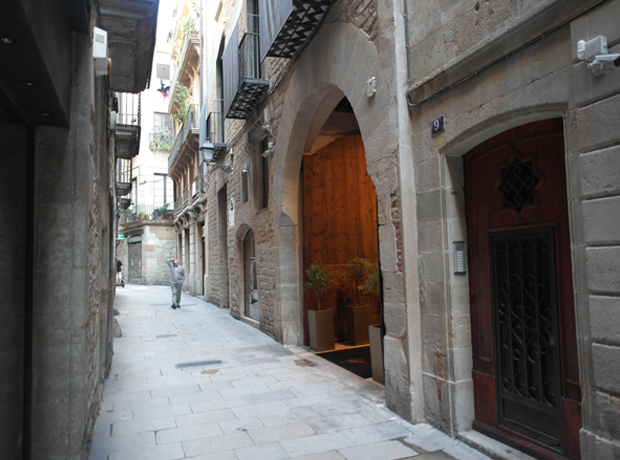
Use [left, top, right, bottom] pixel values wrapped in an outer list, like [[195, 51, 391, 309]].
[[431, 115, 445, 135]]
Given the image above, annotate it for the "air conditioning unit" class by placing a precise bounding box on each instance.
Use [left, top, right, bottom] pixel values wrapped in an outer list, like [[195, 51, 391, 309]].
[[93, 27, 111, 77]]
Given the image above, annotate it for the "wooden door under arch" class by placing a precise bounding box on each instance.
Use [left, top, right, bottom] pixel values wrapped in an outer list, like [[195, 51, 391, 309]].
[[464, 119, 581, 460]]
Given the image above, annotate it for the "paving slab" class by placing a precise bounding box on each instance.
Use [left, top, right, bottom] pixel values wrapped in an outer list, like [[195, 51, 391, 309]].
[[88, 285, 495, 460]]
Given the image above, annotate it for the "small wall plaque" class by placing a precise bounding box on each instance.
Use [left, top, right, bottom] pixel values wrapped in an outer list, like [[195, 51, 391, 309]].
[[431, 115, 445, 135], [453, 241, 466, 274]]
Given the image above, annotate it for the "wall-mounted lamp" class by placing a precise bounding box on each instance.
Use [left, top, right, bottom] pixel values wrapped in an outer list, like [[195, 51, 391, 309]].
[[242, 168, 249, 175], [200, 143, 215, 164], [262, 141, 274, 158], [210, 164, 232, 174], [577, 36, 620, 76]]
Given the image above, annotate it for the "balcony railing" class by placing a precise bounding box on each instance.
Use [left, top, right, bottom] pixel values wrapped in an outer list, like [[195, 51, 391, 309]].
[[116, 158, 132, 196], [206, 109, 225, 144], [192, 172, 205, 197], [204, 108, 228, 163], [223, 17, 269, 120], [115, 92, 141, 159], [149, 127, 174, 151], [168, 104, 199, 170], [116, 92, 141, 126], [119, 204, 173, 225], [168, 30, 200, 113]]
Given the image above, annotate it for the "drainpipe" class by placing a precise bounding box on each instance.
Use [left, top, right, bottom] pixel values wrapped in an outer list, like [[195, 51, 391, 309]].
[[199, 0, 204, 108], [403, 0, 412, 90]]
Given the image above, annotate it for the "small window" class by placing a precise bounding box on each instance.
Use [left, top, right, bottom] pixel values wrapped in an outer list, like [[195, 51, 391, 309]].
[[260, 138, 270, 209], [156, 64, 171, 80], [154, 112, 173, 129], [241, 165, 249, 203]]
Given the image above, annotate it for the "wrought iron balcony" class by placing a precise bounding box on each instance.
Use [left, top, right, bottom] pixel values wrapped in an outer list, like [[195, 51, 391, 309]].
[[119, 204, 174, 225], [259, 0, 333, 61], [115, 92, 141, 159], [168, 31, 200, 115], [149, 127, 174, 152], [223, 17, 269, 120], [116, 158, 132, 197], [168, 104, 199, 172], [204, 110, 227, 162]]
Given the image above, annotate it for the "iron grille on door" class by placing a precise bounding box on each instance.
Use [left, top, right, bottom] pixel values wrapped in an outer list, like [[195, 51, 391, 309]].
[[490, 227, 563, 449]]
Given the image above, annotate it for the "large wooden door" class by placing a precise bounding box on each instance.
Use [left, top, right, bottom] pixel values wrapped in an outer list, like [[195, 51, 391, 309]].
[[302, 134, 380, 344], [464, 119, 581, 460]]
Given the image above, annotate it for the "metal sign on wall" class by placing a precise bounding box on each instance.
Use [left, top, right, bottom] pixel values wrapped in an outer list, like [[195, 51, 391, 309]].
[[127, 235, 142, 244]]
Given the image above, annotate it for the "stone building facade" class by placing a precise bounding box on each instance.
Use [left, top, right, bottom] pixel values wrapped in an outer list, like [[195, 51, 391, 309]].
[[174, 0, 620, 459], [0, 1, 158, 458], [168, 0, 209, 298]]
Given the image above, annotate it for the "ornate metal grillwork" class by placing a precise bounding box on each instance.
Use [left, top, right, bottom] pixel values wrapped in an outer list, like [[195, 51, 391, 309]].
[[499, 158, 539, 212], [263, 1, 332, 60], [490, 228, 562, 446]]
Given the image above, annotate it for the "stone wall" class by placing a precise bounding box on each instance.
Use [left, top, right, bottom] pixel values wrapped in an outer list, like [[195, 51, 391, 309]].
[[0, 124, 28, 460], [571, 3, 620, 458], [405, 0, 620, 457], [30, 29, 112, 459], [143, 224, 177, 285]]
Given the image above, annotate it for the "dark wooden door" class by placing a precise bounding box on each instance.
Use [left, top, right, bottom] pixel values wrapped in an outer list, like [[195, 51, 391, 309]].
[[464, 119, 581, 460]]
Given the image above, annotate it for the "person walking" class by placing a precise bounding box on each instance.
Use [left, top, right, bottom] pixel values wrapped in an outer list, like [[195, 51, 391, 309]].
[[116, 258, 123, 284], [167, 258, 185, 309]]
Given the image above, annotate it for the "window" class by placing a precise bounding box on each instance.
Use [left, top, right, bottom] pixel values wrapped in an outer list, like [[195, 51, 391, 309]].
[[131, 178, 138, 210], [156, 63, 171, 80], [261, 138, 270, 209], [241, 165, 249, 203], [246, 0, 261, 79], [154, 173, 173, 207], [154, 112, 173, 129]]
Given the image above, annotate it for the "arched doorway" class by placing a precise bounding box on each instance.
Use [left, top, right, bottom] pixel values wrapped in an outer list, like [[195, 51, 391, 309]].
[[464, 119, 581, 459], [301, 98, 381, 375]]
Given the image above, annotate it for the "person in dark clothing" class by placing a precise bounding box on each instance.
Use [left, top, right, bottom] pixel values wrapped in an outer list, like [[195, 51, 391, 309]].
[[116, 258, 123, 284]]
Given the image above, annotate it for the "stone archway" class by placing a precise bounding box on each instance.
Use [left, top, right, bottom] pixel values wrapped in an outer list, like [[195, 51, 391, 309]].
[[269, 22, 420, 421], [438, 109, 573, 440]]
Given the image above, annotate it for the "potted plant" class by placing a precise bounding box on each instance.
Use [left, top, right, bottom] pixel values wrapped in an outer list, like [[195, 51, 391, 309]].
[[303, 261, 338, 351], [357, 265, 384, 383], [155, 203, 170, 220], [345, 257, 376, 345], [138, 211, 149, 220]]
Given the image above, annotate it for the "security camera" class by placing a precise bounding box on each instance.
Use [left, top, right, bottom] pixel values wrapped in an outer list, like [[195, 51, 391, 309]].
[[578, 36, 620, 76], [588, 54, 620, 76]]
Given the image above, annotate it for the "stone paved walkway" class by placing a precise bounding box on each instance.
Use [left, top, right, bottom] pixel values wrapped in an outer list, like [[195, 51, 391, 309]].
[[89, 285, 494, 460]]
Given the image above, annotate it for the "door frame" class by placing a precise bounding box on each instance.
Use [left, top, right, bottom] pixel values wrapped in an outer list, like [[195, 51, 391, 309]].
[[461, 118, 581, 460]]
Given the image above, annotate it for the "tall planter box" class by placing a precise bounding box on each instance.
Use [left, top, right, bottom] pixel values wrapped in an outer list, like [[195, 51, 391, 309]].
[[369, 324, 384, 384], [346, 305, 371, 345], [308, 309, 335, 352]]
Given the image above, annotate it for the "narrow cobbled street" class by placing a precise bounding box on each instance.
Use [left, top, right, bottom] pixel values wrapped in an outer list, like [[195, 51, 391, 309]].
[[89, 286, 492, 460]]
